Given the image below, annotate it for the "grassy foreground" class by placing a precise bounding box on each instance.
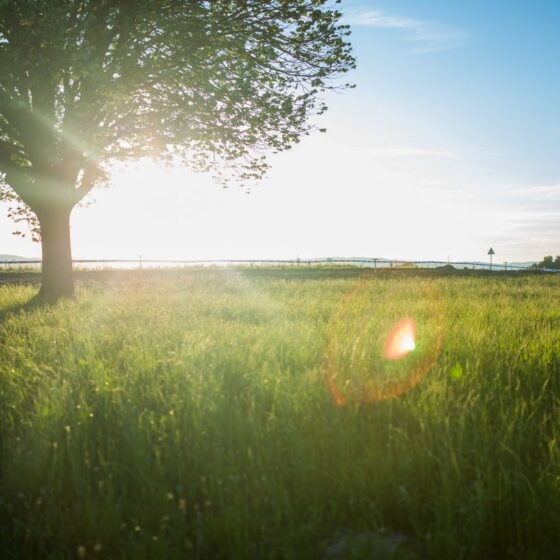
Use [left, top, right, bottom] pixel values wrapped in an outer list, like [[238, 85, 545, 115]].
[[0, 269, 559, 559]]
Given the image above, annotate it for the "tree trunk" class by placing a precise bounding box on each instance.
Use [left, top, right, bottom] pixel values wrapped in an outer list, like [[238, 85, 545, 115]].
[[36, 205, 74, 301]]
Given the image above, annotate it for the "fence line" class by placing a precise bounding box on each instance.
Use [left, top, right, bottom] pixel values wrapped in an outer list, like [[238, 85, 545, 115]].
[[0, 257, 559, 273]]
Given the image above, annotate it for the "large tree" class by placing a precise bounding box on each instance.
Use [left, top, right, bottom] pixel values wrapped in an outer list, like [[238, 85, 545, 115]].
[[0, 0, 354, 301]]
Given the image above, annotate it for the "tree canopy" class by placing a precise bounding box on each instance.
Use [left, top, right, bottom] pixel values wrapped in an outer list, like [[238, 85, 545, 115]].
[[0, 0, 354, 209], [532, 256, 560, 270], [0, 0, 355, 299]]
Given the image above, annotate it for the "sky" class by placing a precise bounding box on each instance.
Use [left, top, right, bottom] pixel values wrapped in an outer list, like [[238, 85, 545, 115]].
[[1, 0, 559, 263]]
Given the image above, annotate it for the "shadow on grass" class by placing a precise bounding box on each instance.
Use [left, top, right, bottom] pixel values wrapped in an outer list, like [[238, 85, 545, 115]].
[[0, 293, 51, 325]]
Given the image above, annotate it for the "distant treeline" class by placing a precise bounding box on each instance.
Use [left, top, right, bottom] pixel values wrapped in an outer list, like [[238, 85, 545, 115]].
[[532, 256, 560, 270]]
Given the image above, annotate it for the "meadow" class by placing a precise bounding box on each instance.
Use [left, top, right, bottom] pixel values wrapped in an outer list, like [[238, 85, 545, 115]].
[[0, 268, 559, 559]]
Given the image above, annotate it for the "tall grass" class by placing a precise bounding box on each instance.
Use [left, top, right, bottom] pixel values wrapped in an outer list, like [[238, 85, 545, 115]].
[[1, 269, 559, 559]]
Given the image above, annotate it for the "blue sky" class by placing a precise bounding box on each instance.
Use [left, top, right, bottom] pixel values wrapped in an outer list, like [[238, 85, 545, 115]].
[[331, 0, 560, 260], [1, 0, 559, 262], [345, 0, 560, 183]]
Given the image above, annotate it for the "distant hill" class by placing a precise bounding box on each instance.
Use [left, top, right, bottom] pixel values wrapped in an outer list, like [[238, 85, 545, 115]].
[[509, 261, 537, 268], [315, 258, 538, 269], [0, 255, 36, 262]]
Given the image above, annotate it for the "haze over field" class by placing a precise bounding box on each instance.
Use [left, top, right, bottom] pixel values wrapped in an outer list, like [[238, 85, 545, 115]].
[[2, 270, 560, 558], [2, 0, 558, 264], [2, 2, 560, 556]]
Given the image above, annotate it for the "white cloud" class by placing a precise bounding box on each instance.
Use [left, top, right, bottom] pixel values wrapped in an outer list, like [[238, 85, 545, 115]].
[[368, 147, 457, 159], [513, 183, 560, 197], [348, 10, 417, 30], [480, 183, 560, 213], [345, 9, 472, 54]]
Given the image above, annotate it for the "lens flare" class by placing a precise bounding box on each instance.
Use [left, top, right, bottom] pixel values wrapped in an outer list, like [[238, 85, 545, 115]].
[[384, 317, 416, 360], [324, 273, 444, 406]]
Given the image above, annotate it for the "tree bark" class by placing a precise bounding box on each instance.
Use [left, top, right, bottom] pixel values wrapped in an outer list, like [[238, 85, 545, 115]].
[[36, 205, 74, 301]]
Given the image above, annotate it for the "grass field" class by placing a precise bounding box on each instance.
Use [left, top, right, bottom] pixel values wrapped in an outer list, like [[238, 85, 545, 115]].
[[1, 268, 559, 559]]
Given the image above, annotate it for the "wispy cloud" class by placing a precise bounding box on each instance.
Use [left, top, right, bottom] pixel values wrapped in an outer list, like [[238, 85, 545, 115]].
[[515, 183, 560, 197], [349, 10, 418, 30], [345, 8, 473, 54], [463, 182, 560, 258], [490, 212, 560, 258], [326, 131, 459, 159], [479, 184, 559, 216], [368, 147, 458, 159]]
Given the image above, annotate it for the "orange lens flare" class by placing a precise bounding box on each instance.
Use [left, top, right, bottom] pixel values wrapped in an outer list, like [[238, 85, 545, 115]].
[[384, 317, 416, 360], [324, 273, 444, 406]]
